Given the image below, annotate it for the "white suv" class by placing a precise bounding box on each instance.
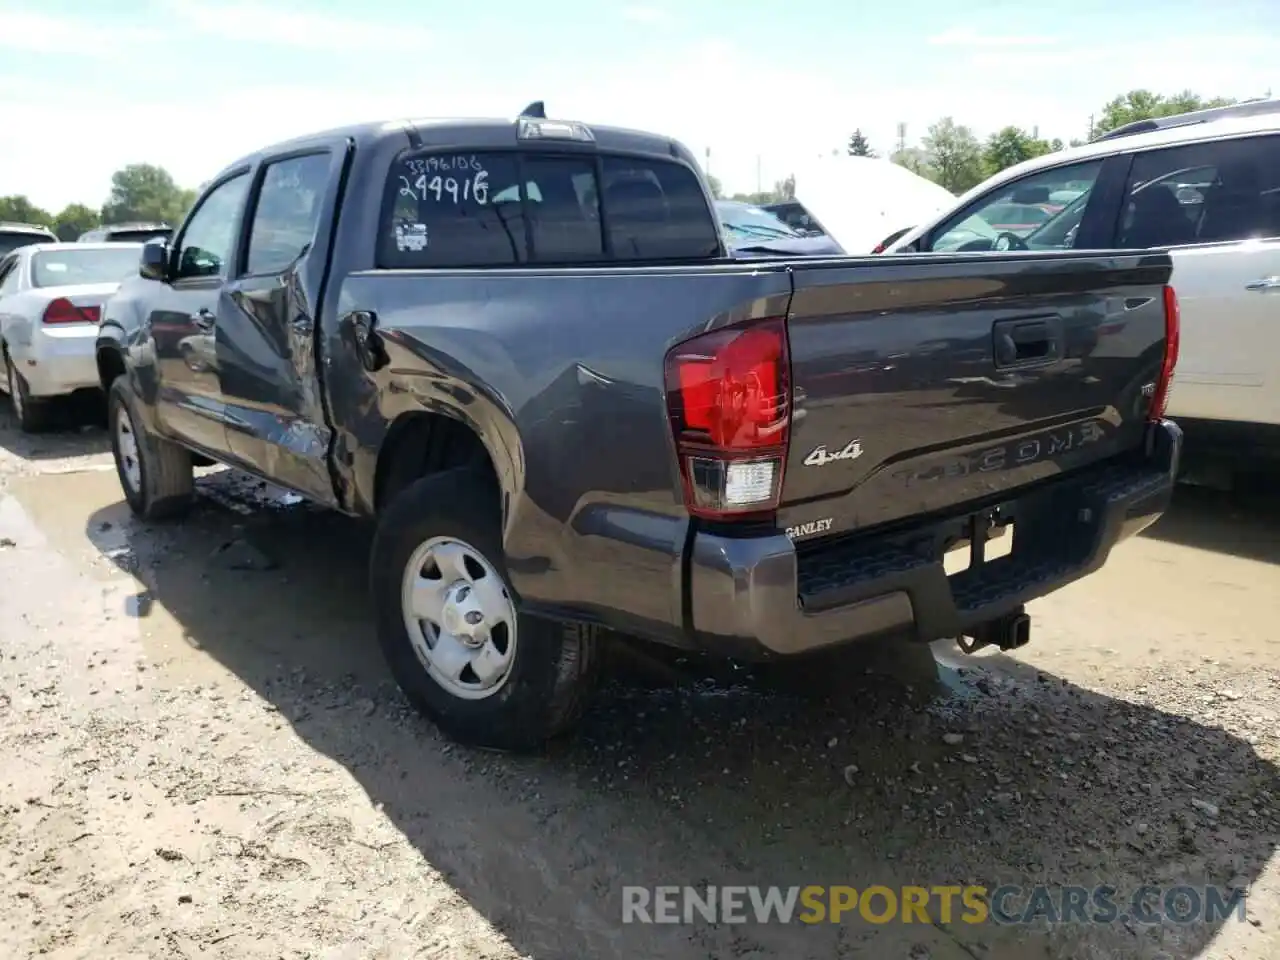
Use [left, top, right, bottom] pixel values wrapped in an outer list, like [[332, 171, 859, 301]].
[[888, 100, 1280, 464]]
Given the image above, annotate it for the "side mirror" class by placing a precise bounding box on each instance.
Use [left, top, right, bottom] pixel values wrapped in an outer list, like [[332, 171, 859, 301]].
[[139, 239, 170, 282]]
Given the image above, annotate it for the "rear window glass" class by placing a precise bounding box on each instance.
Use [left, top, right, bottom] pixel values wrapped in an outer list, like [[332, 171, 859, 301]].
[[106, 229, 171, 243], [0, 231, 54, 256], [600, 156, 719, 260], [765, 201, 825, 235], [32, 247, 141, 287], [379, 150, 718, 267]]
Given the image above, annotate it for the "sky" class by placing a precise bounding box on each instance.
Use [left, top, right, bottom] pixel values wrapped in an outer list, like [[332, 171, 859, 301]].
[[1, 0, 1276, 213]]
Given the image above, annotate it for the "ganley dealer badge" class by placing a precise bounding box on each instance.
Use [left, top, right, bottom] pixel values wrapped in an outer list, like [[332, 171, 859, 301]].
[[803, 439, 863, 467]]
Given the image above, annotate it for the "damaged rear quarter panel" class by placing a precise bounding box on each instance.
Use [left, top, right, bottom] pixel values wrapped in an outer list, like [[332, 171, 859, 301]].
[[324, 265, 791, 643]]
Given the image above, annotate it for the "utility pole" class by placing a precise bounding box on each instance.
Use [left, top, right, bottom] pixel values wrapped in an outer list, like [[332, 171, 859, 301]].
[[704, 147, 711, 177], [1088, 114, 1095, 140], [896, 122, 907, 154]]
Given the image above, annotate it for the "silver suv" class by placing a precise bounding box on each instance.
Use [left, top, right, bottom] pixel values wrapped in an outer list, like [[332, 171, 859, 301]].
[[889, 100, 1280, 465]]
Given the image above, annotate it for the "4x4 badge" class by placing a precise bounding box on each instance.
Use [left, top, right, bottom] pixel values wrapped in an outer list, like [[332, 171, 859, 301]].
[[804, 439, 863, 467]]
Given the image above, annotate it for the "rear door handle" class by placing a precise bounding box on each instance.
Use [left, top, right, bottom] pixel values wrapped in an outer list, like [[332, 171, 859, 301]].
[[192, 308, 215, 330], [1244, 276, 1280, 292]]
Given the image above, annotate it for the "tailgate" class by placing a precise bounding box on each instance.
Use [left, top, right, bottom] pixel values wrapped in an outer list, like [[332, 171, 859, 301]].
[[777, 251, 1173, 537]]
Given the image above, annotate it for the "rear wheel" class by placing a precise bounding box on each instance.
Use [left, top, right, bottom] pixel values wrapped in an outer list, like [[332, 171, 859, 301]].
[[107, 376, 195, 520], [4, 349, 50, 433], [370, 466, 599, 751]]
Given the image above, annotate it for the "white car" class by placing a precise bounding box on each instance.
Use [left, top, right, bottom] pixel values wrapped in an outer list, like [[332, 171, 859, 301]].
[[886, 99, 1280, 468], [0, 241, 143, 431], [767, 155, 959, 254]]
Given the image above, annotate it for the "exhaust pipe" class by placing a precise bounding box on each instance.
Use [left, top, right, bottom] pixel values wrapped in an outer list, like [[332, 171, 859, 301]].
[[956, 607, 1031, 654]]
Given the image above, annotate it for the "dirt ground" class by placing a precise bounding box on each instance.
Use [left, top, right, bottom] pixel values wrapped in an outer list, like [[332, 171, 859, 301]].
[[0, 400, 1277, 960]]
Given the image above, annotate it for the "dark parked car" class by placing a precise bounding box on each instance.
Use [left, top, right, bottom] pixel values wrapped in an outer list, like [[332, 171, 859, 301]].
[[96, 105, 1182, 751], [0, 222, 57, 255], [715, 200, 845, 257]]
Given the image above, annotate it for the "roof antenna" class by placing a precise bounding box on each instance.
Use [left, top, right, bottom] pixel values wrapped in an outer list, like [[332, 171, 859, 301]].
[[520, 101, 546, 118]]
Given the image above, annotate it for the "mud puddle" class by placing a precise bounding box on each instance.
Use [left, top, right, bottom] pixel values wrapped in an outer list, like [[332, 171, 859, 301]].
[[2, 467, 376, 690]]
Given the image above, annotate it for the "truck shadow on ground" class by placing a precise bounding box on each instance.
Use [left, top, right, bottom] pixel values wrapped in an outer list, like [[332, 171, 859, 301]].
[[83, 475, 1279, 960], [1141, 480, 1280, 565]]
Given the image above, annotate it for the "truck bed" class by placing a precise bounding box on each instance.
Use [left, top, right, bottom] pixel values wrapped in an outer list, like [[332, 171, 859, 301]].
[[332, 249, 1175, 654]]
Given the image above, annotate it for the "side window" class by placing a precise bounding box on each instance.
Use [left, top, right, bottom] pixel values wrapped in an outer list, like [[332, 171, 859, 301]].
[[1116, 135, 1280, 249], [928, 159, 1104, 252], [0, 258, 18, 296], [175, 173, 250, 280], [600, 156, 719, 260], [379, 150, 720, 267], [246, 153, 332, 275]]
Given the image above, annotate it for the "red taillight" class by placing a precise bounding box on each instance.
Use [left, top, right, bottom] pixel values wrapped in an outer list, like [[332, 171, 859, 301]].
[[664, 317, 791, 519], [1149, 285, 1180, 422], [42, 298, 100, 325]]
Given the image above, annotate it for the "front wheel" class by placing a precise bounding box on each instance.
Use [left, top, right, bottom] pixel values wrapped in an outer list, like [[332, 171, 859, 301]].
[[107, 376, 195, 521], [369, 467, 599, 751]]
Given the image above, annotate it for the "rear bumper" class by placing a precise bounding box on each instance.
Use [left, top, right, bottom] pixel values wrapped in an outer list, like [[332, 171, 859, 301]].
[[18, 325, 100, 398], [686, 420, 1182, 659]]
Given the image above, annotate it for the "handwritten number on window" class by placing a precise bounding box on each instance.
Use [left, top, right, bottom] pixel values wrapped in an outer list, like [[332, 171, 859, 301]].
[[406, 154, 485, 176], [400, 168, 489, 205]]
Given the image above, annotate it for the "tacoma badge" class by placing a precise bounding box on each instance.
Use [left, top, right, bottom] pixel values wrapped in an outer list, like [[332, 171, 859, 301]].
[[804, 439, 863, 467]]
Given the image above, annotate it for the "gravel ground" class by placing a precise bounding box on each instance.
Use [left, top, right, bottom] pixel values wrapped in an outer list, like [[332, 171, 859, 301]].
[[0, 399, 1277, 959]]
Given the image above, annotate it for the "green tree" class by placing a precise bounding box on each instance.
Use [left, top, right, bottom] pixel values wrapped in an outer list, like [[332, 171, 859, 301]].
[[922, 118, 984, 193], [890, 146, 933, 180], [100, 164, 193, 225], [847, 129, 876, 157], [52, 203, 101, 241], [1093, 89, 1235, 136], [0, 195, 54, 227], [982, 126, 1055, 176], [172, 187, 197, 224], [774, 174, 796, 200], [705, 173, 724, 199]]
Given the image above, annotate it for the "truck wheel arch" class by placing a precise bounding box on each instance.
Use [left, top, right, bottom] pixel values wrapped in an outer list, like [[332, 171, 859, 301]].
[[96, 346, 127, 394], [96, 345, 170, 442], [373, 411, 512, 519]]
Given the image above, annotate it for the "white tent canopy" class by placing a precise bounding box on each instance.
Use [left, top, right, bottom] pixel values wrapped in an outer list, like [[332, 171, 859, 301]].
[[786, 156, 958, 254]]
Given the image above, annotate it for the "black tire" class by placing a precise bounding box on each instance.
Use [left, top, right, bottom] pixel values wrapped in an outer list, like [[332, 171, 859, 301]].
[[4, 349, 51, 433], [107, 376, 195, 521], [370, 467, 600, 751]]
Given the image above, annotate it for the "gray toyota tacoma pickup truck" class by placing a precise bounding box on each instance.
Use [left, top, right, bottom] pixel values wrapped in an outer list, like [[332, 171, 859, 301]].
[[95, 106, 1183, 750]]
